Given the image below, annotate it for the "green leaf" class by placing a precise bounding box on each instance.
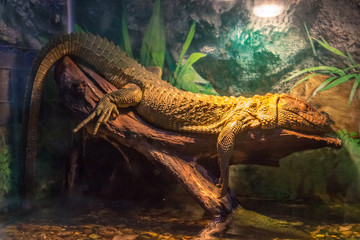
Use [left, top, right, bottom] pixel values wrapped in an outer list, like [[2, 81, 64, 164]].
[[319, 36, 329, 45], [304, 22, 316, 57], [348, 74, 360, 106], [337, 129, 347, 139], [289, 73, 320, 91], [346, 47, 356, 66], [140, 0, 166, 68], [121, 6, 133, 58], [74, 24, 86, 33], [350, 132, 357, 137], [310, 76, 338, 99], [344, 64, 360, 72], [311, 37, 347, 58], [165, 50, 177, 85], [176, 67, 218, 95], [177, 52, 206, 81], [319, 74, 357, 92], [165, 50, 176, 73], [174, 21, 196, 78], [37, 35, 49, 45], [281, 66, 345, 83]]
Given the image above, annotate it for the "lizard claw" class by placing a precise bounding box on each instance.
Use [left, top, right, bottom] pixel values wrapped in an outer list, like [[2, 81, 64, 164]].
[[217, 180, 227, 198], [73, 111, 97, 133], [73, 97, 118, 134]]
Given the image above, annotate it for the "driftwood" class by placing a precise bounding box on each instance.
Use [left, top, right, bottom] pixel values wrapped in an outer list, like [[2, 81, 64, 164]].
[[54, 57, 341, 220]]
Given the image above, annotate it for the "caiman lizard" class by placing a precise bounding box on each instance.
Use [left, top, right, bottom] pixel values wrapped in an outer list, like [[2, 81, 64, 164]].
[[24, 33, 332, 197]]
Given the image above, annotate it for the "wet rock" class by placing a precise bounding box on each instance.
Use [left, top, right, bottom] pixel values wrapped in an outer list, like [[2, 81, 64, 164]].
[[57, 230, 74, 236], [141, 231, 159, 238], [89, 233, 100, 239], [290, 74, 360, 136], [116, 224, 127, 229], [121, 228, 135, 234], [49, 225, 62, 231], [0, 225, 21, 238], [341, 230, 353, 238], [158, 233, 173, 239], [310, 223, 360, 239], [82, 227, 93, 235], [4, 205, 360, 240], [182, 236, 194, 239], [98, 226, 118, 236], [113, 233, 138, 240], [339, 225, 353, 231]]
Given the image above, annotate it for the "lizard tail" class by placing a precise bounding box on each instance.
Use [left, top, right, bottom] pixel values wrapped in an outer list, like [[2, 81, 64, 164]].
[[21, 32, 131, 205], [22, 33, 80, 205]]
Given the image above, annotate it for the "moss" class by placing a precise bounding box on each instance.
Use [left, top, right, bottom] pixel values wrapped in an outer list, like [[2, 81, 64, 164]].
[[0, 144, 11, 207]]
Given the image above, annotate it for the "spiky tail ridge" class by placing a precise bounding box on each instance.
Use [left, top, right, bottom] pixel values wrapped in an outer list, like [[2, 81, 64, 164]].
[[22, 33, 135, 203]]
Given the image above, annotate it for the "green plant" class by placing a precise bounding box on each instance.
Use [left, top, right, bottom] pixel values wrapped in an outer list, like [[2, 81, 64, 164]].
[[173, 21, 207, 82], [125, 2, 215, 95], [337, 129, 360, 165], [140, 0, 166, 68], [76, 1, 216, 95], [169, 21, 217, 95], [121, 5, 133, 58], [74, 24, 86, 33], [0, 133, 11, 203], [338, 129, 360, 144], [304, 22, 316, 57], [282, 23, 360, 106], [174, 21, 198, 78]]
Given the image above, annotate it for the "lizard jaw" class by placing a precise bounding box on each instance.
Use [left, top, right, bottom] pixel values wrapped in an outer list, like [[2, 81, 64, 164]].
[[282, 129, 341, 149]]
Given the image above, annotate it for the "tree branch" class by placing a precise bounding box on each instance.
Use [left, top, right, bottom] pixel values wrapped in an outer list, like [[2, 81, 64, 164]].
[[54, 56, 340, 217]]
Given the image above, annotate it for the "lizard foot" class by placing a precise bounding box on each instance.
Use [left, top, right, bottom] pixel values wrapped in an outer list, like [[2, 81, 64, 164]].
[[216, 179, 227, 198], [73, 96, 119, 135]]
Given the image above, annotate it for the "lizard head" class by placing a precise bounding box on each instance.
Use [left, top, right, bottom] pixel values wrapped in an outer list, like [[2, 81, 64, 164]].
[[276, 94, 330, 133], [253, 93, 330, 133]]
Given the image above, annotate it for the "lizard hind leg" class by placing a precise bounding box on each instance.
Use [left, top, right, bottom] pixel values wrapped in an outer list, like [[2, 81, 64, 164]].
[[73, 83, 142, 134], [217, 115, 255, 197]]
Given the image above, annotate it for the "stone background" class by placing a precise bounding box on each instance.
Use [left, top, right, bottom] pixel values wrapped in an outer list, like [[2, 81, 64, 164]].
[[1, 0, 359, 96]]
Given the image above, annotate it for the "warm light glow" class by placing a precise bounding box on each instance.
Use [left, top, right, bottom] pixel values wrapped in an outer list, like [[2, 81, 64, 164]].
[[253, 4, 283, 18]]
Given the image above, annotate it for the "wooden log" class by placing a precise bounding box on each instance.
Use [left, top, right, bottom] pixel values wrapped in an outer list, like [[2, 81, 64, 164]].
[[54, 56, 341, 216]]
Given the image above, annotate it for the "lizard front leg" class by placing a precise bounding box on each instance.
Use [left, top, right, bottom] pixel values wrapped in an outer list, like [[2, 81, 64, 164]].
[[73, 83, 142, 134], [217, 114, 259, 197]]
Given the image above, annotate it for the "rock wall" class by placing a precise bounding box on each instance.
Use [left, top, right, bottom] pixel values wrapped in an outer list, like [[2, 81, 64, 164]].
[[2, 0, 358, 94], [0, 0, 66, 49]]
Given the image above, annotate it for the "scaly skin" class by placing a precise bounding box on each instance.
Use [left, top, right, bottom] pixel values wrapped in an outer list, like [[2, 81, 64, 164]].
[[24, 33, 330, 198]]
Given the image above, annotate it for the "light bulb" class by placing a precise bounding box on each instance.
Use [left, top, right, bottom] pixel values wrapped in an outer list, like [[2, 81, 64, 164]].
[[253, 4, 283, 18]]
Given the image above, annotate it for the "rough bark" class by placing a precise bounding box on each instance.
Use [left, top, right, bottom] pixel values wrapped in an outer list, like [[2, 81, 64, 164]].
[[54, 56, 341, 216]]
